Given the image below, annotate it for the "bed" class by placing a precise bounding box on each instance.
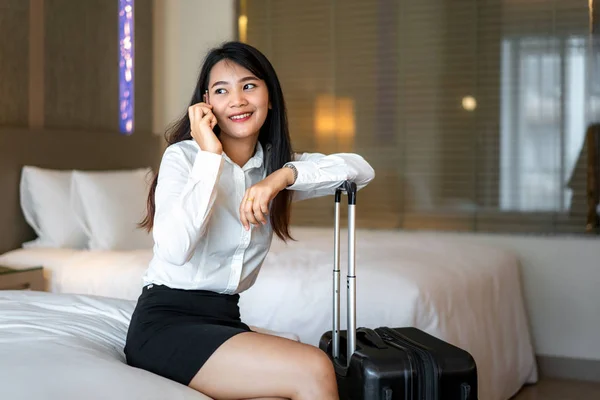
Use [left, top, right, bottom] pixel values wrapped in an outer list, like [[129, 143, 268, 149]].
[[0, 128, 538, 400], [0, 227, 538, 400]]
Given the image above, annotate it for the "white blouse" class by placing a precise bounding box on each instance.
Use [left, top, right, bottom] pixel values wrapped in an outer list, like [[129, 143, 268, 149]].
[[142, 140, 375, 294]]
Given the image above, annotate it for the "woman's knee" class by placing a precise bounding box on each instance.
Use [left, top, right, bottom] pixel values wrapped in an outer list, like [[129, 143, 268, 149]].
[[313, 349, 336, 379], [299, 348, 337, 394]]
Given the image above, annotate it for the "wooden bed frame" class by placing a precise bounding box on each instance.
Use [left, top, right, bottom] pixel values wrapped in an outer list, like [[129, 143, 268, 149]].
[[0, 128, 164, 254]]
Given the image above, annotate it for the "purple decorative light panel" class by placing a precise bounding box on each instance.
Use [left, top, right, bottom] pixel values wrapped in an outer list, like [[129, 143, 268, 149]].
[[119, 0, 134, 134]]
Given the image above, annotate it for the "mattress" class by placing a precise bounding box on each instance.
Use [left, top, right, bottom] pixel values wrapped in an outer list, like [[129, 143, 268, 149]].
[[0, 227, 538, 400]]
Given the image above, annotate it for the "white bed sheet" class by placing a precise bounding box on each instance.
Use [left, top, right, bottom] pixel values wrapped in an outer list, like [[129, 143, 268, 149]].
[[0, 290, 298, 400], [0, 290, 210, 400], [0, 227, 538, 400]]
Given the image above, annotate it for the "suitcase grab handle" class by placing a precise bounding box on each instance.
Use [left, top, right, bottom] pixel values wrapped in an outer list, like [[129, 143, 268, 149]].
[[357, 327, 388, 350], [332, 181, 357, 366]]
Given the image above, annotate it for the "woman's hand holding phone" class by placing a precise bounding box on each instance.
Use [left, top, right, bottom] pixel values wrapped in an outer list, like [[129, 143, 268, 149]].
[[188, 94, 221, 154]]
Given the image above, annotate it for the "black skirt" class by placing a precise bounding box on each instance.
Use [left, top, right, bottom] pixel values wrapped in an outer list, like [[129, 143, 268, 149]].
[[124, 284, 251, 385]]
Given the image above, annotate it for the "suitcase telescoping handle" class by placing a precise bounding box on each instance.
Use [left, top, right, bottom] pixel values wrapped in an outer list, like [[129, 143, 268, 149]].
[[333, 181, 357, 366]]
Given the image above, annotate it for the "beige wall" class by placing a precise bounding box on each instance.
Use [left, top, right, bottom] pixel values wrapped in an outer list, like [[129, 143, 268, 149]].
[[439, 232, 600, 361], [152, 0, 235, 135]]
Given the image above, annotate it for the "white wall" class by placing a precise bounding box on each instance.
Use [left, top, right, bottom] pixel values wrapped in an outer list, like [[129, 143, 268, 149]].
[[446, 233, 600, 361], [152, 0, 235, 135], [152, 0, 600, 363]]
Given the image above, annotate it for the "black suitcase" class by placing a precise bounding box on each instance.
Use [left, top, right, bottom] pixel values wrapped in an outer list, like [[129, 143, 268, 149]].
[[318, 181, 478, 400]]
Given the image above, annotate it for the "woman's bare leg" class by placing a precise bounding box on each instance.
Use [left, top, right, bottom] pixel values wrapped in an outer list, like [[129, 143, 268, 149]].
[[189, 331, 338, 400]]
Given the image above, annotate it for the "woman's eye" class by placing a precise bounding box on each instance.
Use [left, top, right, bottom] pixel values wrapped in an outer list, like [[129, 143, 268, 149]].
[[215, 88, 226, 95], [244, 83, 256, 90]]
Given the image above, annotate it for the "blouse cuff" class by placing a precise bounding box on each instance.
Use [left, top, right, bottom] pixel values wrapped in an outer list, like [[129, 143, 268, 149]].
[[190, 150, 224, 183]]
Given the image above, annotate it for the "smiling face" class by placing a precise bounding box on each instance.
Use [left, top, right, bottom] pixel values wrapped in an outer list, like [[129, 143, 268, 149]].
[[207, 60, 270, 142]]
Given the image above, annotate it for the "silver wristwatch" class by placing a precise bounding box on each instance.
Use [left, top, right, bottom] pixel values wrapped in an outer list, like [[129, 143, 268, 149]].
[[283, 163, 298, 186]]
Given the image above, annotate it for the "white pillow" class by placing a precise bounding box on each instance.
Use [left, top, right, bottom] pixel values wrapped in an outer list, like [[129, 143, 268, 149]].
[[71, 168, 155, 251], [20, 166, 88, 249]]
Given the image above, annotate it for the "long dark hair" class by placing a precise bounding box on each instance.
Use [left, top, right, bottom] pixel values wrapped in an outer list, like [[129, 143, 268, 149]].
[[140, 41, 294, 241]]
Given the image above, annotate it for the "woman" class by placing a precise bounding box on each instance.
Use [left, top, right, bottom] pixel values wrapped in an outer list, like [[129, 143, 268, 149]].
[[125, 41, 375, 400]]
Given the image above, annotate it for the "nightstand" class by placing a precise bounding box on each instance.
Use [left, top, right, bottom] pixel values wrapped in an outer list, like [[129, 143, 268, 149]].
[[0, 266, 45, 291]]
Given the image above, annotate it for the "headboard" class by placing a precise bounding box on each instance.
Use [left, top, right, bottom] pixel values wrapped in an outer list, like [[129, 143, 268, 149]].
[[0, 128, 164, 254]]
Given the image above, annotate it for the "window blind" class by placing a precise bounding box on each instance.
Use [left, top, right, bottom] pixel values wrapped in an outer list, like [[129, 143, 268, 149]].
[[240, 0, 599, 235]]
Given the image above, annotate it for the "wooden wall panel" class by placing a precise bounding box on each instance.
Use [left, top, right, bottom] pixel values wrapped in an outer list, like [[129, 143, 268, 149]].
[[133, 0, 153, 133], [1, 1, 153, 133], [44, 0, 119, 131], [0, 0, 29, 126]]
